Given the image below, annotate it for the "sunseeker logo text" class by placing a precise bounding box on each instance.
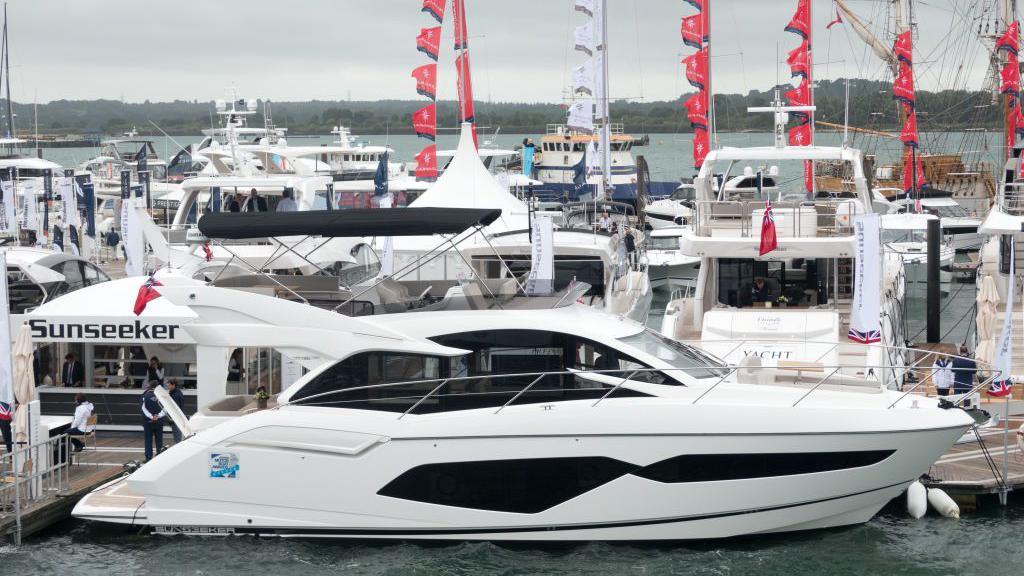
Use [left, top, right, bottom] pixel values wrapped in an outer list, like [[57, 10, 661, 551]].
[[28, 319, 181, 341]]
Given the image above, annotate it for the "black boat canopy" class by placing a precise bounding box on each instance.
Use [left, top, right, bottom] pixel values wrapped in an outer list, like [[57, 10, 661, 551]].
[[197, 208, 502, 239]]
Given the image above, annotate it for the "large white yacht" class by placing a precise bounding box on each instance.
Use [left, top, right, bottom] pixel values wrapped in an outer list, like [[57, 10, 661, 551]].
[[880, 213, 954, 290], [658, 125, 909, 389], [72, 281, 973, 540]]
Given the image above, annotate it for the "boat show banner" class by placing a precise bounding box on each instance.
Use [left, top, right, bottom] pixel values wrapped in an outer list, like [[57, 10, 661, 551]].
[[19, 181, 37, 231], [848, 213, 881, 343], [0, 178, 14, 234], [60, 177, 79, 227], [990, 240, 1014, 396], [0, 253, 13, 420], [122, 203, 145, 277], [525, 215, 554, 296]]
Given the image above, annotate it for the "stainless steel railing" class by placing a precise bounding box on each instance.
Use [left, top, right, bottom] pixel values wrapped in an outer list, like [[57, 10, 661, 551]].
[[691, 199, 861, 239], [0, 434, 73, 545]]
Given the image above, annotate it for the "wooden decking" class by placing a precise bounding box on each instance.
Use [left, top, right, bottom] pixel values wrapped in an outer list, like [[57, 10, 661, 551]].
[[925, 417, 1024, 497], [0, 431, 177, 542]]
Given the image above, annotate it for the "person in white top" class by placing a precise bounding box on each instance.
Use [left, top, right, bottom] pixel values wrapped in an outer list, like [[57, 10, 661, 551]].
[[598, 211, 611, 232], [931, 354, 954, 397], [276, 188, 298, 212], [68, 393, 94, 452]]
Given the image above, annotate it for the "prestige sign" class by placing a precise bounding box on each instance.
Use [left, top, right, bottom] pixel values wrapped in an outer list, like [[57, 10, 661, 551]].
[[29, 319, 184, 342]]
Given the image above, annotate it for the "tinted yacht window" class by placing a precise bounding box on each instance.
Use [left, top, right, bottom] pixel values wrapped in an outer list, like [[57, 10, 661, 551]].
[[618, 330, 728, 379], [290, 352, 448, 410]]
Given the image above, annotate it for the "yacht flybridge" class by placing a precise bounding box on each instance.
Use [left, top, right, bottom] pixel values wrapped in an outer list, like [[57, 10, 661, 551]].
[[659, 119, 909, 389], [72, 281, 974, 540]]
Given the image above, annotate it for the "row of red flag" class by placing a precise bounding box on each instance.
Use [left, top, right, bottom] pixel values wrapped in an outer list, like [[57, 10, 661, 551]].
[[412, 1, 444, 180], [997, 22, 1024, 159], [784, 0, 813, 197], [680, 0, 709, 170], [892, 30, 926, 200]]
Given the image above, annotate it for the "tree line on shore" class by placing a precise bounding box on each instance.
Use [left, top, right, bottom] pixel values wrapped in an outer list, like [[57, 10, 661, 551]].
[[14, 79, 1004, 137]]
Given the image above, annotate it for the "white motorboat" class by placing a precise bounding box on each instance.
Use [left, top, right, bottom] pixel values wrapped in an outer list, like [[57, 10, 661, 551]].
[[880, 213, 954, 289], [644, 184, 694, 229], [72, 282, 974, 540], [890, 194, 984, 252], [644, 227, 700, 291]]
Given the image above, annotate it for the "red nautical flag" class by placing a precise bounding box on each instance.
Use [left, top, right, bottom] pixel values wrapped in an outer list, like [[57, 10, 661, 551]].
[[421, 0, 446, 23], [786, 40, 810, 79], [416, 26, 441, 61], [202, 241, 213, 262], [455, 51, 478, 147], [900, 111, 920, 148], [415, 144, 438, 181], [785, 78, 811, 123], [996, 21, 1020, 56], [1012, 99, 1024, 136], [683, 48, 709, 91], [804, 160, 814, 195], [902, 148, 926, 195], [412, 103, 437, 141], [892, 62, 916, 108], [784, 0, 810, 39], [692, 127, 710, 170], [826, 11, 843, 29], [412, 63, 437, 100], [452, 0, 469, 50], [1001, 58, 1021, 95], [759, 196, 778, 256], [680, 14, 704, 49], [893, 31, 913, 65], [684, 91, 708, 130], [133, 274, 162, 316], [788, 122, 811, 147]]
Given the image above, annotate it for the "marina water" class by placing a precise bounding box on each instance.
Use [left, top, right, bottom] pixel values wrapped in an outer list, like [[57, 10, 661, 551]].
[[16, 131, 1019, 573]]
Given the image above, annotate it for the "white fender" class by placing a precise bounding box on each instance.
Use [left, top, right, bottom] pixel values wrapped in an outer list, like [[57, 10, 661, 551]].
[[906, 481, 927, 519], [927, 488, 960, 519]]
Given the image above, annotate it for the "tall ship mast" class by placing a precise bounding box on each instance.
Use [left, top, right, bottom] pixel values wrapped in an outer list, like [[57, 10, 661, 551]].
[[820, 0, 999, 217]]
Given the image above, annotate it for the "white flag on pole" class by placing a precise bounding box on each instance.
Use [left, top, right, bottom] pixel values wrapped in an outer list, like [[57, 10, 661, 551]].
[[19, 181, 37, 231], [573, 59, 596, 95], [848, 213, 882, 343], [574, 0, 594, 16], [574, 21, 596, 56], [0, 253, 13, 414], [567, 98, 595, 133], [525, 215, 554, 296], [0, 180, 14, 234], [60, 177, 79, 227], [122, 204, 145, 277]]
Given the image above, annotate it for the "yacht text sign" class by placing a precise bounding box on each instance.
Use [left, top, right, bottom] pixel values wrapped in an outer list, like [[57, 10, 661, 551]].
[[28, 318, 192, 343]]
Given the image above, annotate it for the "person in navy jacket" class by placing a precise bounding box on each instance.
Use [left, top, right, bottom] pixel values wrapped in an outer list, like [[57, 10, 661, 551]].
[[141, 382, 166, 461]]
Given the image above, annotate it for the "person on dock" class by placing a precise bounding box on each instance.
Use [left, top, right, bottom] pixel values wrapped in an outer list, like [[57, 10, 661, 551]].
[[141, 382, 166, 462], [950, 345, 977, 396], [166, 379, 185, 443], [61, 353, 84, 387], [931, 354, 954, 397], [68, 393, 95, 453]]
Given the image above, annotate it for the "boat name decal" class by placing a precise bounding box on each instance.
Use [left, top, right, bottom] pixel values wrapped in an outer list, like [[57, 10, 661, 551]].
[[28, 319, 181, 341], [741, 349, 793, 359]]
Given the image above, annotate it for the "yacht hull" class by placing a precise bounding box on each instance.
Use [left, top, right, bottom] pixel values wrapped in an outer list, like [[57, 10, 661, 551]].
[[74, 402, 969, 541]]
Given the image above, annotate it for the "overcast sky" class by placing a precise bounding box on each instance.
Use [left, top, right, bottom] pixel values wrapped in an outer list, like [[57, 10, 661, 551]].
[[6, 0, 1003, 104]]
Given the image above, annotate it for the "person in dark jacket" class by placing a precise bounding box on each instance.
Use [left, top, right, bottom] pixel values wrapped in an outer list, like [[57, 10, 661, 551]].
[[61, 353, 84, 387], [167, 379, 186, 443], [226, 193, 242, 213], [141, 382, 166, 461], [243, 188, 268, 212], [624, 229, 637, 269], [950, 345, 977, 395], [146, 356, 165, 387]]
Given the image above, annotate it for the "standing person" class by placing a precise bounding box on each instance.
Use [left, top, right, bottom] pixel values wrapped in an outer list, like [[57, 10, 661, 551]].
[[61, 353, 84, 387], [931, 354, 954, 397], [950, 345, 978, 396], [227, 349, 245, 383], [243, 188, 268, 212], [140, 382, 166, 462], [146, 356, 165, 387], [624, 228, 637, 270], [0, 403, 11, 453], [597, 211, 611, 232], [226, 193, 242, 213], [276, 188, 298, 212], [166, 379, 186, 443], [67, 393, 95, 452], [522, 138, 536, 179]]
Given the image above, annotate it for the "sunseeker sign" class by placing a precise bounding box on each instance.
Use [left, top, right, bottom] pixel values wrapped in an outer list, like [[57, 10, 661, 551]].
[[28, 319, 187, 343]]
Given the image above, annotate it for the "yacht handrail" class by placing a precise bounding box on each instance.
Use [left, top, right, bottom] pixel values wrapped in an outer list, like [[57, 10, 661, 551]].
[[691, 198, 860, 238]]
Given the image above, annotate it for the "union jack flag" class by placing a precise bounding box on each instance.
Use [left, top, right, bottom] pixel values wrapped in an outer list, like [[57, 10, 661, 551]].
[[0, 401, 11, 420]]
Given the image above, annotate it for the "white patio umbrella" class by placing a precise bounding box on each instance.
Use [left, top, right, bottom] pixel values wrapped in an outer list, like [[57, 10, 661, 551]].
[[12, 323, 36, 444], [975, 274, 1001, 367]]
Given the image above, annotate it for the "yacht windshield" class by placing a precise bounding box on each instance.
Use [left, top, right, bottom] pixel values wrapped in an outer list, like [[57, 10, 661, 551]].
[[649, 236, 680, 251], [882, 229, 927, 244], [618, 330, 728, 379], [932, 205, 969, 218]]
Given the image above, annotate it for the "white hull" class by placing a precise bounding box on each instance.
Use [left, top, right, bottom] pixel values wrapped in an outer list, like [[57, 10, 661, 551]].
[[75, 396, 969, 541]]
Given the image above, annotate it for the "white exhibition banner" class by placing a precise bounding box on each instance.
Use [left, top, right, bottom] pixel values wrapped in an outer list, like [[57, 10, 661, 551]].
[[992, 242, 1015, 386], [60, 177, 79, 226], [525, 215, 554, 296], [19, 180, 37, 231], [0, 253, 13, 413], [280, 353, 304, 391], [848, 213, 881, 343], [0, 179, 15, 234], [122, 203, 145, 277]]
